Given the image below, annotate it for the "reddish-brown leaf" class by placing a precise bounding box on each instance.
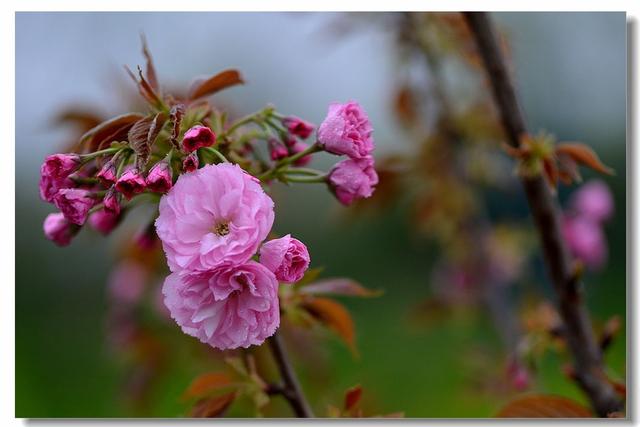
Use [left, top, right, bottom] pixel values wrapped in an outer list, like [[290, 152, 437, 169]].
[[189, 69, 244, 101], [140, 34, 159, 92], [344, 385, 362, 411], [300, 278, 382, 298], [54, 108, 104, 132], [496, 395, 593, 418], [169, 103, 185, 148], [302, 296, 356, 354], [190, 392, 236, 418], [555, 143, 614, 176], [182, 372, 235, 401], [80, 113, 145, 152], [147, 112, 167, 149], [128, 117, 154, 168]]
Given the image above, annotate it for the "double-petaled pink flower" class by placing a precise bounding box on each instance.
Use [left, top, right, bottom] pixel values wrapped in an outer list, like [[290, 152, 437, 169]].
[[318, 101, 374, 159], [43, 212, 77, 246], [53, 188, 95, 225], [259, 234, 310, 283], [162, 261, 280, 350], [328, 156, 378, 206], [155, 163, 275, 272], [39, 154, 80, 202]]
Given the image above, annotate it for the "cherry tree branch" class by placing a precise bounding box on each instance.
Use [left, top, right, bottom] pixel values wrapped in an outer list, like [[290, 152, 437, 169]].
[[268, 332, 314, 417], [462, 12, 623, 417]]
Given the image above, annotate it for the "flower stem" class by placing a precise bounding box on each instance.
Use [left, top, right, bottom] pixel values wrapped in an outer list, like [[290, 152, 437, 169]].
[[203, 147, 229, 163], [259, 143, 322, 181], [282, 175, 327, 184], [463, 12, 623, 416], [268, 332, 314, 418]]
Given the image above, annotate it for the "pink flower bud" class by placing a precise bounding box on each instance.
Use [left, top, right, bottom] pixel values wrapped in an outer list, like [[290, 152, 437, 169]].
[[283, 135, 297, 148], [328, 156, 378, 206], [291, 141, 313, 166], [282, 116, 315, 139], [96, 159, 118, 186], [39, 153, 80, 202], [53, 188, 95, 225], [506, 359, 531, 391], [268, 139, 288, 161], [182, 125, 216, 153], [103, 188, 121, 216], [88, 208, 120, 235], [115, 167, 146, 200], [318, 101, 374, 159], [259, 234, 310, 283], [43, 212, 77, 246], [562, 215, 607, 270], [145, 160, 173, 193], [182, 152, 199, 173], [569, 179, 614, 223]]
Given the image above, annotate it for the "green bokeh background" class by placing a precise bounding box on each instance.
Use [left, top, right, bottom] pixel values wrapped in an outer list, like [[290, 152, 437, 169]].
[[16, 12, 627, 417]]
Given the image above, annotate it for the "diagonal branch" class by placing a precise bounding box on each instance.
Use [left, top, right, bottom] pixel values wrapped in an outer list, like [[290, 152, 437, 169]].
[[268, 331, 314, 417], [462, 12, 623, 417]]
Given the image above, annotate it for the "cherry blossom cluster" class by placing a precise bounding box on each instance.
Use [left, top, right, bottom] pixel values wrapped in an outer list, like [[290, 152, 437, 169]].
[[39, 97, 378, 349]]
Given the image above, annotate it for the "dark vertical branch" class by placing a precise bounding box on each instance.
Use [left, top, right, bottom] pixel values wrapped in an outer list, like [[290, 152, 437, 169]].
[[462, 12, 623, 416], [268, 332, 314, 418]]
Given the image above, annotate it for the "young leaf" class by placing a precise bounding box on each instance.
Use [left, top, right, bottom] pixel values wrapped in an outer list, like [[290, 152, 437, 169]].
[[147, 112, 167, 150], [128, 117, 154, 167], [300, 278, 382, 298], [140, 34, 159, 92], [189, 69, 244, 101], [302, 296, 357, 355], [555, 143, 614, 176], [80, 113, 145, 152], [496, 395, 593, 418], [190, 392, 237, 418], [182, 372, 235, 401]]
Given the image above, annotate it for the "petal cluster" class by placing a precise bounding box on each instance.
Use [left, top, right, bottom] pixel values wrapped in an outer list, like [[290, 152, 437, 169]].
[[318, 101, 374, 159]]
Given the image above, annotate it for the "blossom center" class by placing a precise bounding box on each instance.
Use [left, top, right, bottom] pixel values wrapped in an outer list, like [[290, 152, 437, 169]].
[[212, 221, 230, 236]]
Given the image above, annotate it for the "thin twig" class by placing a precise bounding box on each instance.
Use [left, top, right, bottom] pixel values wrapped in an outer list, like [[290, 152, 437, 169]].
[[268, 332, 314, 417], [462, 12, 623, 416]]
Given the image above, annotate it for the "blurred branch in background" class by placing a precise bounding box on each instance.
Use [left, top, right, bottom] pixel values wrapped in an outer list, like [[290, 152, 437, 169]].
[[463, 11, 623, 417]]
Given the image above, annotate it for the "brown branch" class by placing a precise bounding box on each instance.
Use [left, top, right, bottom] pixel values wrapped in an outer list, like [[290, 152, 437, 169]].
[[268, 331, 314, 418], [462, 12, 623, 416]]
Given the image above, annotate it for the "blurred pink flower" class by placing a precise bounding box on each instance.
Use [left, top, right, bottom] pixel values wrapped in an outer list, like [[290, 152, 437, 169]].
[[146, 160, 173, 193], [328, 156, 378, 205], [108, 260, 149, 305], [88, 209, 120, 235], [268, 138, 288, 161], [43, 212, 76, 246], [182, 125, 216, 153], [155, 163, 274, 272], [162, 261, 279, 350], [259, 234, 310, 283], [116, 167, 146, 200], [182, 152, 199, 173], [569, 179, 614, 223], [318, 101, 374, 159], [282, 116, 315, 139], [291, 141, 313, 166], [563, 215, 607, 270], [53, 188, 95, 225]]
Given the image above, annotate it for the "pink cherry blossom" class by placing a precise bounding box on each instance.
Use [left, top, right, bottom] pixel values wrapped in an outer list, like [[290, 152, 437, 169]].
[[88, 208, 120, 235], [146, 160, 173, 193], [43, 212, 76, 246], [155, 163, 275, 272], [53, 188, 95, 225], [569, 179, 614, 223], [103, 188, 121, 216], [162, 261, 280, 350], [317, 101, 374, 159], [259, 234, 310, 283], [39, 154, 80, 202], [96, 159, 117, 186], [182, 152, 199, 173], [116, 167, 146, 200], [328, 156, 378, 206], [282, 116, 315, 139], [182, 125, 216, 153], [562, 215, 607, 270]]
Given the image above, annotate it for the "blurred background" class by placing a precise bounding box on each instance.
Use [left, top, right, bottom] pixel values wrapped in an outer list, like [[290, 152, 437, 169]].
[[16, 12, 626, 417]]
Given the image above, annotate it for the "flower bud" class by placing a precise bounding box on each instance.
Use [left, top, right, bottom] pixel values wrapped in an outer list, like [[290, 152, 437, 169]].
[[282, 116, 315, 139], [291, 141, 313, 166], [39, 154, 80, 202], [259, 234, 310, 283], [115, 167, 146, 200], [268, 138, 288, 161], [53, 188, 95, 225], [103, 188, 121, 216], [182, 152, 199, 173], [182, 125, 216, 153], [88, 208, 120, 235], [146, 160, 173, 193], [328, 156, 378, 206], [318, 101, 374, 159], [96, 159, 118, 186], [43, 212, 77, 246]]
